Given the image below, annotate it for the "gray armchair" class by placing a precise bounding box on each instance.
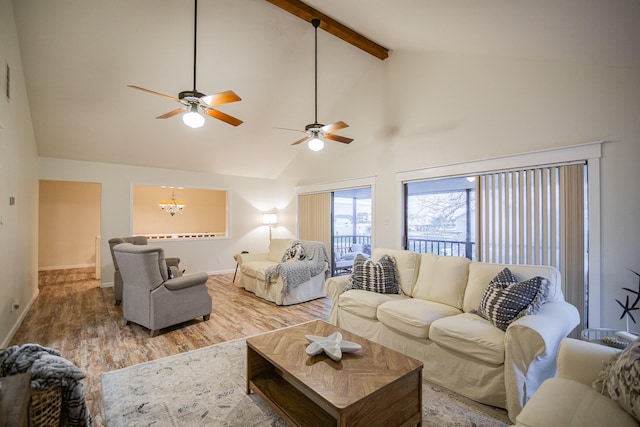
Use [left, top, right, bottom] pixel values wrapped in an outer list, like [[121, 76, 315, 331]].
[[108, 236, 182, 305], [112, 243, 212, 337]]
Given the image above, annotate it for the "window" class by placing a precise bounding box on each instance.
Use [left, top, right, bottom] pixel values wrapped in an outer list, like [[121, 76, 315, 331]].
[[404, 177, 476, 259], [401, 161, 589, 335]]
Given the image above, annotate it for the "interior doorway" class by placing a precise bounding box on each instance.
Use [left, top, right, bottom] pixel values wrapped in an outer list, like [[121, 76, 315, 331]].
[[38, 180, 101, 279]]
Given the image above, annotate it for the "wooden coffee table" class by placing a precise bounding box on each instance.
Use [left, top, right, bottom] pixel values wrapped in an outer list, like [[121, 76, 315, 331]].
[[246, 319, 423, 426]]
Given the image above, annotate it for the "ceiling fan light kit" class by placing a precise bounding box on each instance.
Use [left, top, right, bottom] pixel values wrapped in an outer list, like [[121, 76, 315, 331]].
[[308, 136, 324, 151], [183, 104, 205, 128], [128, 0, 242, 128]]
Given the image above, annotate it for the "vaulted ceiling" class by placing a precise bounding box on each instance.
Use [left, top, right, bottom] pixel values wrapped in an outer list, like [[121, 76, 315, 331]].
[[12, 0, 640, 179]]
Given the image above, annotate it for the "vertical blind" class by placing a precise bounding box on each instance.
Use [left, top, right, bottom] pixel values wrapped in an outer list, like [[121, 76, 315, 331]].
[[477, 163, 586, 331], [298, 193, 332, 261]]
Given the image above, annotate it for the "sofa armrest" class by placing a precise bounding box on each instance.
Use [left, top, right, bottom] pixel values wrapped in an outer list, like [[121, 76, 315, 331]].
[[557, 337, 621, 386], [325, 275, 351, 325], [164, 272, 209, 290], [503, 300, 580, 421], [325, 276, 351, 300], [236, 252, 268, 264]]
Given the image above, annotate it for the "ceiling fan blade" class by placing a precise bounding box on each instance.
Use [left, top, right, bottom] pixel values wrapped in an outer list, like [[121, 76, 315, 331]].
[[201, 90, 242, 107], [321, 121, 349, 134], [156, 108, 186, 119], [128, 85, 179, 102], [206, 109, 243, 126], [274, 127, 306, 134], [325, 133, 353, 144], [292, 135, 311, 145]]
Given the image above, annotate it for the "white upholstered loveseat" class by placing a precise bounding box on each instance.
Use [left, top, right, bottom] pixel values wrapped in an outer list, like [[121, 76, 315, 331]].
[[325, 248, 580, 422], [235, 239, 329, 305]]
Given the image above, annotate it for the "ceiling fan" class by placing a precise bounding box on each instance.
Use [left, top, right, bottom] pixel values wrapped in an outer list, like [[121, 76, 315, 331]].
[[127, 0, 242, 129], [276, 19, 353, 151]]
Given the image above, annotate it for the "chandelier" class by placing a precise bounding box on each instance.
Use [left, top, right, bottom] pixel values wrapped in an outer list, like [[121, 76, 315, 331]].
[[159, 188, 185, 216]]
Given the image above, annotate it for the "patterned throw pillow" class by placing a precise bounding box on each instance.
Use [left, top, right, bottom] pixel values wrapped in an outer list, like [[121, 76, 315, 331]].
[[476, 268, 550, 331], [349, 254, 400, 294], [593, 338, 640, 421], [282, 243, 305, 262]]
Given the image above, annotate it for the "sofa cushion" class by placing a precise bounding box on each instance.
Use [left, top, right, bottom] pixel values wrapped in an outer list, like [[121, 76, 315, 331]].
[[371, 248, 421, 295], [240, 261, 277, 281], [339, 289, 409, 320], [377, 299, 462, 339], [430, 313, 506, 365], [268, 239, 294, 262], [463, 262, 562, 313], [349, 254, 400, 294], [593, 338, 640, 422], [476, 269, 550, 331], [412, 253, 471, 309], [515, 377, 639, 427]]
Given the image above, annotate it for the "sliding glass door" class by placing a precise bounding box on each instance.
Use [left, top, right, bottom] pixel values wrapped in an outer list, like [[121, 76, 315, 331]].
[[299, 185, 372, 277], [332, 188, 372, 275]]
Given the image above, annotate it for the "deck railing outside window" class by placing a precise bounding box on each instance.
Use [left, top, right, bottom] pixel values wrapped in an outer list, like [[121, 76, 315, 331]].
[[406, 238, 475, 259]]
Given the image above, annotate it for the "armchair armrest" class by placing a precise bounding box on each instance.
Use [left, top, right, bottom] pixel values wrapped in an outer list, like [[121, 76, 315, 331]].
[[325, 275, 351, 325], [503, 300, 580, 421], [557, 337, 620, 386], [164, 272, 209, 291]]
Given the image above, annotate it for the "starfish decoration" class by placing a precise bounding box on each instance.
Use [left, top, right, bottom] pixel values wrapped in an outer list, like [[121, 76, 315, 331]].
[[305, 332, 361, 361], [618, 269, 640, 324], [617, 295, 640, 323]]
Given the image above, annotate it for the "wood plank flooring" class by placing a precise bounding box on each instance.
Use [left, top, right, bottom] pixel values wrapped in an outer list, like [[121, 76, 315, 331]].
[[9, 268, 331, 427]]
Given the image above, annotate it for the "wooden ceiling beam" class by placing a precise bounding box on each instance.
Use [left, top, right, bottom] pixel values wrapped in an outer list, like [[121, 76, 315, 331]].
[[266, 0, 389, 60]]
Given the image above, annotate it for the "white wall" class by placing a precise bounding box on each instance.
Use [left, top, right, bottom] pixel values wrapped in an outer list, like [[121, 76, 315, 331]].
[[0, 0, 40, 347], [37, 158, 293, 283], [277, 50, 640, 331]]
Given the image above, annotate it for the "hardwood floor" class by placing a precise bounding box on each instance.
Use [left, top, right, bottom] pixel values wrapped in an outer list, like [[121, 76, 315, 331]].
[[9, 268, 331, 427]]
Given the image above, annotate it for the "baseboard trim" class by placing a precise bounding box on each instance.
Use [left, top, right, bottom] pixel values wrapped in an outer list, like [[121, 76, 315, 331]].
[[1, 288, 40, 349], [38, 263, 95, 271]]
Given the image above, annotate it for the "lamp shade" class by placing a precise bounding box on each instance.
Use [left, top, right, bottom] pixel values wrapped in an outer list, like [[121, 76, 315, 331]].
[[262, 213, 278, 225]]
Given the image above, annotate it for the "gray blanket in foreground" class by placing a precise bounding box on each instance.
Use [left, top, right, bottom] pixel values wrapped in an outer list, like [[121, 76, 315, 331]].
[[0, 343, 93, 427], [264, 240, 329, 296]]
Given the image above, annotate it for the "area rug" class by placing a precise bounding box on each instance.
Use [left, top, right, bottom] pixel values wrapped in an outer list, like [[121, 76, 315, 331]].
[[102, 337, 510, 427]]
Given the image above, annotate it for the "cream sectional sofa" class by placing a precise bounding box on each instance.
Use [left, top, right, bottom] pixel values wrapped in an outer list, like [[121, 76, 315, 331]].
[[325, 248, 580, 422], [236, 239, 328, 305]]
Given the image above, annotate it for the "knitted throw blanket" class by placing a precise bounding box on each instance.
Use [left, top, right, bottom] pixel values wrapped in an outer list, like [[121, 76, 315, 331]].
[[264, 240, 330, 296], [0, 344, 93, 427]]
